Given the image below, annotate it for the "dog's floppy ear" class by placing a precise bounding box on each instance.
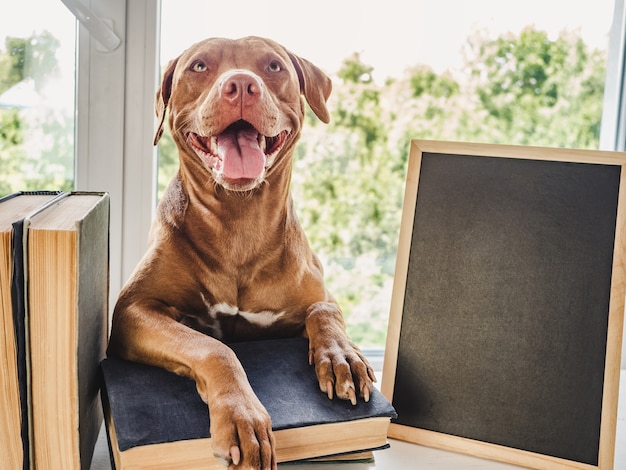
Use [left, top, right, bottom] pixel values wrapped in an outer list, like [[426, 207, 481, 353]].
[[288, 53, 332, 124], [154, 57, 179, 145]]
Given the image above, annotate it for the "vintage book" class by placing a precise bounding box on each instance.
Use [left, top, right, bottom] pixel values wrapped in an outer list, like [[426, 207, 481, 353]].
[[0, 190, 64, 470], [102, 337, 397, 470], [26, 192, 110, 469]]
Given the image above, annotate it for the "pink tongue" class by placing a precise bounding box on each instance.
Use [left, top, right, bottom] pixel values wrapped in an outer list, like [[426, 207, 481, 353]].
[[217, 127, 265, 180]]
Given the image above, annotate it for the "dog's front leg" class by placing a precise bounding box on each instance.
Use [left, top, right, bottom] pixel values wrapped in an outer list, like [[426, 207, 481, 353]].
[[198, 347, 276, 470], [305, 301, 376, 405], [108, 304, 276, 470]]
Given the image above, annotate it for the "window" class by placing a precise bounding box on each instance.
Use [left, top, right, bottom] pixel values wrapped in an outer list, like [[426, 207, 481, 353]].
[[158, 0, 617, 351], [2, 1, 624, 363], [0, 1, 76, 194], [1, 0, 158, 312]]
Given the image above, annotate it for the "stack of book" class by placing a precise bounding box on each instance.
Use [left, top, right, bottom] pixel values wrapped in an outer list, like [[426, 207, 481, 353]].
[[0, 191, 110, 469]]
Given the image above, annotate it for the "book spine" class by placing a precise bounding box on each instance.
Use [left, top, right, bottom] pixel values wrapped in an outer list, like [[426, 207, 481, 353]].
[[10, 219, 30, 470]]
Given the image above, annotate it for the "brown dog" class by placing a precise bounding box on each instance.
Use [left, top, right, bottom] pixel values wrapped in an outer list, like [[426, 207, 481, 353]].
[[107, 36, 375, 470]]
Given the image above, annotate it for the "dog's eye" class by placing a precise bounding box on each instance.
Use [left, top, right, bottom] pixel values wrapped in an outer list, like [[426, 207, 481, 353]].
[[191, 60, 207, 73], [266, 60, 282, 73]]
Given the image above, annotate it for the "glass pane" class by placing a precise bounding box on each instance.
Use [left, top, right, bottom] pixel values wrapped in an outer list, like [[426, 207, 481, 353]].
[[0, 1, 76, 196], [158, 0, 615, 349]]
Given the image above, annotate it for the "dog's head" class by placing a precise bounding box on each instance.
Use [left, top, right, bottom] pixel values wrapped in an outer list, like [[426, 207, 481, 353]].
[[154, 36, 331, 192]]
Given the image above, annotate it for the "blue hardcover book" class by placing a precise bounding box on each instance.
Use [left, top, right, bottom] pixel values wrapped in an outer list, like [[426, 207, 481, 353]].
[[101, 337, 396, 469]]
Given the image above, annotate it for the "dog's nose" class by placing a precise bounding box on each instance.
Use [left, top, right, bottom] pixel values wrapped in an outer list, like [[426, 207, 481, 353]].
[[219, 71, 263, 108]]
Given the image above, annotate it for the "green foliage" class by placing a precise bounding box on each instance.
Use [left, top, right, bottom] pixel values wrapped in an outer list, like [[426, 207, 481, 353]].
[[0, 110, 24, 195], [157, 128, 178, 196], [0, 31, 73, 196], [337, 52, 374, 84], [466, 28, 605, 148], [1, 32, 60, 94], [409, 66, 460, 98], [293, 27, 606, 347], [0, 107, 74, 194]]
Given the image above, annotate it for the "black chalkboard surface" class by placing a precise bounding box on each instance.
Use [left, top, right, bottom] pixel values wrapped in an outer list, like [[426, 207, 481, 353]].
[[382, 140, 625, 470]]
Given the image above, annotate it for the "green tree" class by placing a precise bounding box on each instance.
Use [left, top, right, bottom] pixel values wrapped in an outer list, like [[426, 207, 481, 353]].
[[0, 31, 72, 195], [1, 32, 60, 94], [0, 110, 24, 195], [465, 28, 605, 147], [293, 27, 606, 346], [293, 53, 401, 261], [292, 54, 407, 347], [409, 65, 460, 99], [337, 52, 374, 84], [157, 129, 178, 197]]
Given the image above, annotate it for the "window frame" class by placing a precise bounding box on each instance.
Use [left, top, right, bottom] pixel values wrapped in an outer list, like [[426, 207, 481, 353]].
[[602, 0, 626, 368], [74, 0, 160, 306], [601, 0, 626, 151]]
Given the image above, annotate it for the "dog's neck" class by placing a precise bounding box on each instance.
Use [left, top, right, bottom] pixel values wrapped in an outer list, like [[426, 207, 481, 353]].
[[157, 148, 299, 261]]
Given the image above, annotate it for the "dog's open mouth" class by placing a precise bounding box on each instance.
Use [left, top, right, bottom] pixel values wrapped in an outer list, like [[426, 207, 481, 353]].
[[186, 121, 289, 185]]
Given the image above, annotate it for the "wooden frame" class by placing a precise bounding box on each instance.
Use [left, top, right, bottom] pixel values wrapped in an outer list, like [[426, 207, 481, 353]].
[[382, 140, 626, 470]]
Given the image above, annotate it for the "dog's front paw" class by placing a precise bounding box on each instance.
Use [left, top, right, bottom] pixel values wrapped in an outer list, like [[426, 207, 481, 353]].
[[308, 336, 376, 405], [209, 388, 276, 469], [305, 301, 376, 405]]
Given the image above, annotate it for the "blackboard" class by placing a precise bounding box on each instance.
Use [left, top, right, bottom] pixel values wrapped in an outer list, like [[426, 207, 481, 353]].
[[382, 140, 626, 470]]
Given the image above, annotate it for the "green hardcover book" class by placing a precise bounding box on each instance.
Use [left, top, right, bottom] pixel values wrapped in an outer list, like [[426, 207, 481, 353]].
[[26, 192, 110, 469]]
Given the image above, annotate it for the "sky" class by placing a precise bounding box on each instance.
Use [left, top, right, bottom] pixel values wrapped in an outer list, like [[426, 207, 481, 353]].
[[159, 0, 616, 83], [0, 0, 617, 91]]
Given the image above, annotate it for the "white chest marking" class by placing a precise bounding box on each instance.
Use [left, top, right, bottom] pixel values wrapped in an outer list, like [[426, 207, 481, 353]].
[[206, 301, 286, 328]]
